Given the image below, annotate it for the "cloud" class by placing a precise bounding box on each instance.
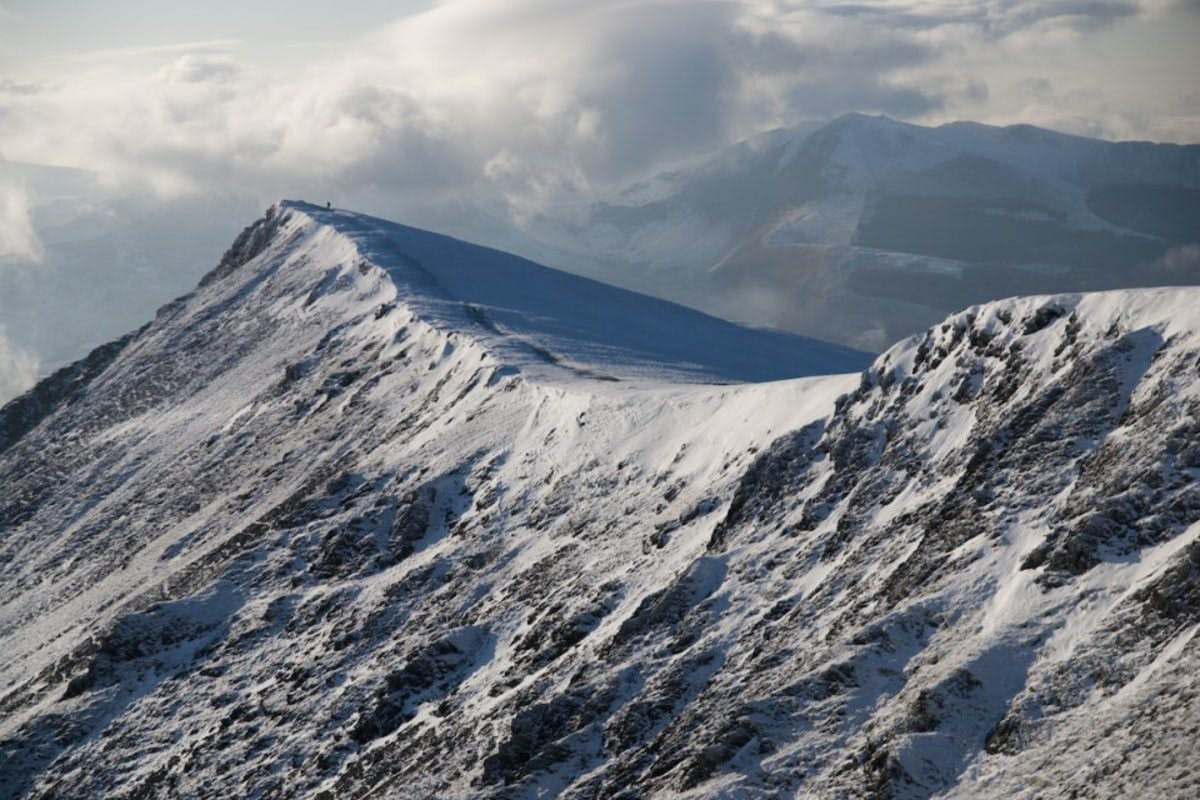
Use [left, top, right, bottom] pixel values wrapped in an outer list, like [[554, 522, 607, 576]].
[[0, 1, 952, 205], [0, 79, 40, 95], [0, 0, 1188, 226], [53, 38, 243, 64], [0, 327, 39, 405], [161, 54, 241, 84], [0, 179, 42, 263], [1154, 243, 1200, 275]]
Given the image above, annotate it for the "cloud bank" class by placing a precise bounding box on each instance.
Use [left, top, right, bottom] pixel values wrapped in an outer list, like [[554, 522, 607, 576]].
[[0, 327, 38, 404], [1, 0, 1193, 221], [0, 179, 42, 263]]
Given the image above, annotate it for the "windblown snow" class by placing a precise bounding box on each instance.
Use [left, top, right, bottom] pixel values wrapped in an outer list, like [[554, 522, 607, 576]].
[[0, 202, 1197, 799]]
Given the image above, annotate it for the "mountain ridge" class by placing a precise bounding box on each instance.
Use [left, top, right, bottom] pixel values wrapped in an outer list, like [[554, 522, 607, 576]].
[[268, 201, 872, 383], [1, 206, 1198, 799]]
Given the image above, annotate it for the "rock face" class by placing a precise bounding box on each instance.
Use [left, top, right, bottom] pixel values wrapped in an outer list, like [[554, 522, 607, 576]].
[[1, 202, 1197, 799]]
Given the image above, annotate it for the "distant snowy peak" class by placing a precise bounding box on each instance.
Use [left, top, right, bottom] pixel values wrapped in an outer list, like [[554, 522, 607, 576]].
[[254, 201, 870, 383]]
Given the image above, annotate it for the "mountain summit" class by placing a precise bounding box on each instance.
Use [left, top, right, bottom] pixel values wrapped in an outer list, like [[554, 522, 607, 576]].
[[261, 201, 870, 383], [1, 204, 1198, 799]]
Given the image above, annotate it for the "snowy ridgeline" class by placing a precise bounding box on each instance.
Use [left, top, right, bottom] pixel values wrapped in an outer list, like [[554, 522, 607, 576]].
[[0, 202, 1197, 799]]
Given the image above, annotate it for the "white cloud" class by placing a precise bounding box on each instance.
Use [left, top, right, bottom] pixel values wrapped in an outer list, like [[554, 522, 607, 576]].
[[1155, 243, 1200, 274], [0, 0, 1191, 223], [0, 179, 42, 263], [160, 54, 241, 84], [0, 327, 38, 405], [54, 38, 243, 65], [0, 1, 942, 211]]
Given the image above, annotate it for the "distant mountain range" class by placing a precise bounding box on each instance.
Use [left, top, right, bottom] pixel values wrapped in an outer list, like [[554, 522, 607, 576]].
[[511, 113, 1200, 350], [2, 202, 1197, 798]]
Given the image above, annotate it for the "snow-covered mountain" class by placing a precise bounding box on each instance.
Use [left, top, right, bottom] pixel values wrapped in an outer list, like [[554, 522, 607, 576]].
[[1, 203, 1197, 799], [518, 114, 1200, 352]]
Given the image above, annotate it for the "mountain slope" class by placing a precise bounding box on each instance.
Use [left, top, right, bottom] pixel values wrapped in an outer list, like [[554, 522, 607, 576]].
[[0, 202, 861, 799], [1, 204, 1197, 799]]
